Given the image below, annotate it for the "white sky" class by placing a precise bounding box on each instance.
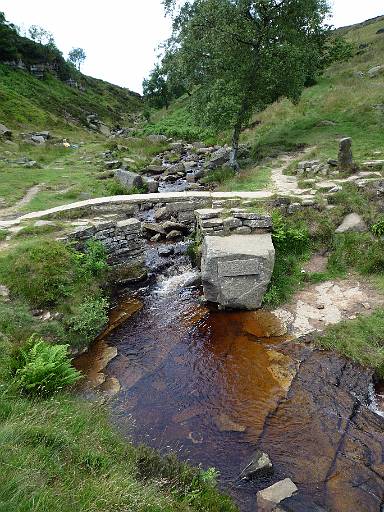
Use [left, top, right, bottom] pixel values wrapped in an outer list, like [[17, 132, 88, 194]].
[[1, 0, 383, 93]]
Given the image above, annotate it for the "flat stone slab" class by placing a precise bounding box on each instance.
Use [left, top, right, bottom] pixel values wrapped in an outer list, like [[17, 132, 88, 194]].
[[257, 478, 298, 511], [201, 234, 275, 310]]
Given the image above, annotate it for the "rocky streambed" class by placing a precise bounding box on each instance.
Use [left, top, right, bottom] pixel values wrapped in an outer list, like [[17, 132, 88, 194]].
[[76, 245, 384, 512]]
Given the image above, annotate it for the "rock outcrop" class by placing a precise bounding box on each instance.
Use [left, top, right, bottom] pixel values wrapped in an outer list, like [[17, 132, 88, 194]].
[[338, 137, 353, 170], [201, 234, 275, 310], [259, 349, 384, 511], [335, 213, 368, 233], [115, 169, 144, 190]]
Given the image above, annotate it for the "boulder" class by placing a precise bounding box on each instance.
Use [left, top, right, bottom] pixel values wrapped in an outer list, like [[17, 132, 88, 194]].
[[367, 65, 384, 78], [239, 450, 273, 480], [115, 169, 144, 190], [335, 213, 368, 233], [147, 134, 167, 143], [257, 479, 298, 512], [147, 180, 159, 193], [31, 135, 46, 144], [145, 164, 165, 175], [338, 137, 353, 170], [201, 234, 275, 310], [205, 147, 231, 170], [98, 123, 111, 136], [376, 28, 384, 34], [0, 123, 12, 139]]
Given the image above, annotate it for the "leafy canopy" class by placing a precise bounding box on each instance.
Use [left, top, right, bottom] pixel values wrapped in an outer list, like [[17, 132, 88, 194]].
[[162, 0, 331, 165], [68, 47, 86, 70]]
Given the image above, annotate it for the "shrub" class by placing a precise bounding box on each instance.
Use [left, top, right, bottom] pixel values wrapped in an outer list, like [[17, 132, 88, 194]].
[[263, 211, 310, 307], [371, 217, 384, 238], [0, 239, 76, 308], [13, 336, 81, 396], [73, 240, 108, 279], [67, 297, 109, 349]]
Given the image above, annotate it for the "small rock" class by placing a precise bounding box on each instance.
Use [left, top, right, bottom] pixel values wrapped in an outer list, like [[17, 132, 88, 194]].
[[188, 431, 204, 444], [158, 246, 174, 257], [147, 180, 159, 193], [367, 65, 384, 78], [105, 160, 122, 170], [335, 213, 368, 233], [150, 233, 162, 242], [166, 230, 182, 240], [215, 412, 246, 433], [154, 207, 168, 222], [31, 135, 46, 144], [0, 123, 12, 139], [376, 28, 384, 34], [257, 478, 298, 512], [34, 220, 56, 227], [22, 160, 41, 169], [239, 450, 273, 480], [0, 285, 10, 301]]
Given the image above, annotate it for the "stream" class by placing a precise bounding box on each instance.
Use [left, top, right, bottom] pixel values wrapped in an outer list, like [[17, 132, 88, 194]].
[[76, 245, 384, 512]]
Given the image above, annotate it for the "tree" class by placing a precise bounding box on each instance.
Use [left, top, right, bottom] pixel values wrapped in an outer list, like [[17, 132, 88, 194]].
[[68, 47, 86, 71], [28, 24, 54, 45], [143, 65, 170, 109], [162, 0, 331, 169]]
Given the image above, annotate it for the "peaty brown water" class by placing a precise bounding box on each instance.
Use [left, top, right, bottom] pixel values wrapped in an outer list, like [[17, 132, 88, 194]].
[[98, 273, 294, 510], [81, 265, 384, 511]]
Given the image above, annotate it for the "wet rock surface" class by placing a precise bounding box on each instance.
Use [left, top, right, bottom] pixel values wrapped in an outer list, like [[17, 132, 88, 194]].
[[259, 349, 384, 512]]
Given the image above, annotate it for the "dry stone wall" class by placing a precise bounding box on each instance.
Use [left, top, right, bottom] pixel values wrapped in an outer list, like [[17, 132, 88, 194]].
[[66, 218, 144, 278]]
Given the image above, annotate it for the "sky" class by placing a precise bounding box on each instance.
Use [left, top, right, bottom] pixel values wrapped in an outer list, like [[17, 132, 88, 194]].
[[1, 0, 383, 93]]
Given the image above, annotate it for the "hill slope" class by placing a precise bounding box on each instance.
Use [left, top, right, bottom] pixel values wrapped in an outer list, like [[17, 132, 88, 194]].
[[0, 63, 142, 132]]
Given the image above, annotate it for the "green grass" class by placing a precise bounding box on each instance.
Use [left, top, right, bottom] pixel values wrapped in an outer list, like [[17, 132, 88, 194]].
[[0, 136, 171, 213], [0, 387, 237, 512], [217, 164, 271, 191], [0, 239, 109, 350], [316, 309, 384, 378]]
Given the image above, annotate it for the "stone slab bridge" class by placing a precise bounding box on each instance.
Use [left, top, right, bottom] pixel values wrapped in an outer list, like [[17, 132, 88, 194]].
[[1, 190, 316, 308], [0, 191, 274, 228]]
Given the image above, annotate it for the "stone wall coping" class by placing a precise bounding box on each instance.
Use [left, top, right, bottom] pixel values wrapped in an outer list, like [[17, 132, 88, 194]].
[[0, 191, 273, 228]]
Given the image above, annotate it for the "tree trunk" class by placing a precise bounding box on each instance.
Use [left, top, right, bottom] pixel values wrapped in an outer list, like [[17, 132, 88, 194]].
[[229, 100, 248, 172], [229, 121, 242, 172]]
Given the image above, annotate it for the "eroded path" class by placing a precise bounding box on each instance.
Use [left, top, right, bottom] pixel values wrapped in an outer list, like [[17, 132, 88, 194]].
[[0, 183, 44, 218]]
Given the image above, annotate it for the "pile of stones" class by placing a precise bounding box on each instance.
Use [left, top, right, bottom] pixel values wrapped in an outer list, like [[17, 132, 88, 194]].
[[196, 208, 272, 237]]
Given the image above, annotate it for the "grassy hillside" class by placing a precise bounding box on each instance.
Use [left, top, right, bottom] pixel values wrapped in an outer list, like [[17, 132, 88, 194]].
[[241, 15, 384, 162], [0, 63, 142, 132]]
